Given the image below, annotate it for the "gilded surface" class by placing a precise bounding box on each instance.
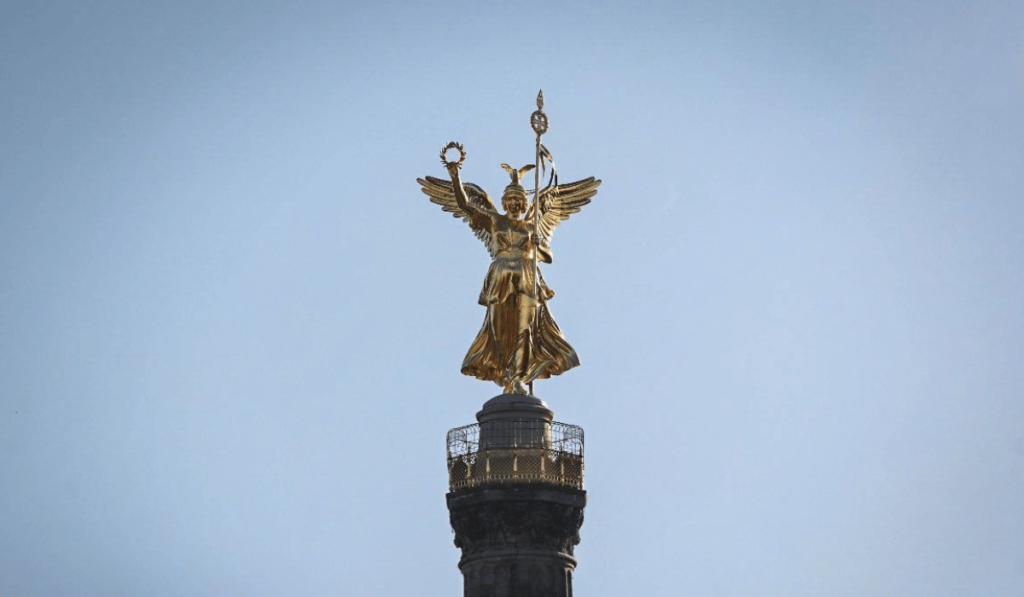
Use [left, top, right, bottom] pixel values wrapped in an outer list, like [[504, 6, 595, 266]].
[[418, 94, 600, 394]]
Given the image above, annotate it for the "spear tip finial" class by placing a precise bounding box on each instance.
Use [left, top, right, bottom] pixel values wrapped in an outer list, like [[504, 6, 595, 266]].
[[537, 89, 544, 109]]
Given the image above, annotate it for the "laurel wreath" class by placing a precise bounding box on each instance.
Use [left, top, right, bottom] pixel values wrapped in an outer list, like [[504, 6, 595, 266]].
[[440, 141, 466, 169]]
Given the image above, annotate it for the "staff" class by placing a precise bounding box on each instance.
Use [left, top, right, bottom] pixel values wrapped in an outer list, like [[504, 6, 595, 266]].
[[529, 90, 549, 395], [530, 90, 548, 299]]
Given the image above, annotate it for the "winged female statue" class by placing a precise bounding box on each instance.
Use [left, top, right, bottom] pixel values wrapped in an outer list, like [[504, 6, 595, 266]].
[[418, 142, 600, 395]]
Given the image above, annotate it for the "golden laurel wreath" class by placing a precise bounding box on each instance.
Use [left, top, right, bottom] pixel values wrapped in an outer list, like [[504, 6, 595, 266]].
[[440, 141, 466, 169]]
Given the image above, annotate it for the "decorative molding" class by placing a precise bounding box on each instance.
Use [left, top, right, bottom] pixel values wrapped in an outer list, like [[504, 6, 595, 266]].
[[448, 486, 585, 558]]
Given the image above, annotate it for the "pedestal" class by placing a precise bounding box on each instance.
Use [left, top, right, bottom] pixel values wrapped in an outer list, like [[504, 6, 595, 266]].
[[446, 394, 586, 597]]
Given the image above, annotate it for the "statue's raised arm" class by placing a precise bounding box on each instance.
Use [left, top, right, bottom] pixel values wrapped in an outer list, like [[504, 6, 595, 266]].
[[417, 142, 499, 251]]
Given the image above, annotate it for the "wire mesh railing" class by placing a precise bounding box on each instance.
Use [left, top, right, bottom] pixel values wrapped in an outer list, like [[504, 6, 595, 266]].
[[446, 420, 584, 491]]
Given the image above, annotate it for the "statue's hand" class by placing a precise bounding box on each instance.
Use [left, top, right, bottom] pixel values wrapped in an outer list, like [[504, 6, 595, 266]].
[[446, 163, 461, 179]]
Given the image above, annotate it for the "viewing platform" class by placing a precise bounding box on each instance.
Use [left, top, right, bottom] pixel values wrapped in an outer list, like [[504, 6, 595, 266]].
[[446, 412, 584, 491]]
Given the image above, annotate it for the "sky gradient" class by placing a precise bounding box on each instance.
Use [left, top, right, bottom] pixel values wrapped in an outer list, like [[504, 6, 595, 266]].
[[2, 2, 1023, 596]]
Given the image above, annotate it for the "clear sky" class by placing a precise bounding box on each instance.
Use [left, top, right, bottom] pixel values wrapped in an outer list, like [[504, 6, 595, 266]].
[[2, 1, 1022, 596]]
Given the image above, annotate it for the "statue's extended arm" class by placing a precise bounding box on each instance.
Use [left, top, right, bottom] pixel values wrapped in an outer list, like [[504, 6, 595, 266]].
[[447, 166, 473, 215], [441, 164, 496, 237], [422, 142, 498, 243]]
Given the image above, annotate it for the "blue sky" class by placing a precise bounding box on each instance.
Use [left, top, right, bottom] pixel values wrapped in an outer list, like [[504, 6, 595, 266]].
[[2, 2, 1022, 596]]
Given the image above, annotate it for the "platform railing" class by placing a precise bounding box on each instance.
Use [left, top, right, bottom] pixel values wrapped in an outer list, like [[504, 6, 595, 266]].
[[446, 420, 584, 491]]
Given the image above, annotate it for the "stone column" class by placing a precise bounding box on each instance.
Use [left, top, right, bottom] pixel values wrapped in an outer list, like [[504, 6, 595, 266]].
[[446, 394, 587, 597]]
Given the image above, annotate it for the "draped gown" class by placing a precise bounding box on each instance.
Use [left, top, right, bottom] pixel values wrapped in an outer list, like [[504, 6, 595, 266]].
[[460, 215, 579, 390]]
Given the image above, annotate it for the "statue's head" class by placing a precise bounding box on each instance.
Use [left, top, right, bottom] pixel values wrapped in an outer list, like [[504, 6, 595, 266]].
[[502, 185, 528, 218], [500, 163, 534, 219]]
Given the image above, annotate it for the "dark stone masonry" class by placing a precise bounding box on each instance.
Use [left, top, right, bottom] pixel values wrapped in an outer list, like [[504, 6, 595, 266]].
[[446, 394, 586, 597]]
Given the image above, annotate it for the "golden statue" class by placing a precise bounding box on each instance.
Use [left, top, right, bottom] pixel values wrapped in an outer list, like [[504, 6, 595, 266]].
[[418, 92, 600, 395]]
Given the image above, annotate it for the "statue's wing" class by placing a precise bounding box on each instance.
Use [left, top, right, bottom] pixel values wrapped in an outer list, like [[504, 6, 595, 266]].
[[526, 176, 601, 262], [417, 175, 498, 251]]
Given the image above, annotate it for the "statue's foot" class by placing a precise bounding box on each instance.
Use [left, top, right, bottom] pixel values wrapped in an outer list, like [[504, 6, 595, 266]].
[[512, 381, 528, 395]]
